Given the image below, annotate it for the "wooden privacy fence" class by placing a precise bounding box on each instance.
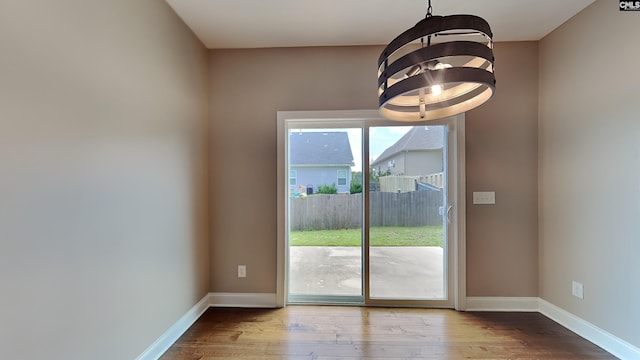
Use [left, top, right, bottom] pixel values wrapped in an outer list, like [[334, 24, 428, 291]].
[[370, 191, 443, 228], [290, 191, 443, 231]]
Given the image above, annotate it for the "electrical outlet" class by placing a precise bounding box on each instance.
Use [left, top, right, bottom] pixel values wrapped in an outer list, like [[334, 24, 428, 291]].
[[572, 281, 584, 299], [238, 265, 246, 278]]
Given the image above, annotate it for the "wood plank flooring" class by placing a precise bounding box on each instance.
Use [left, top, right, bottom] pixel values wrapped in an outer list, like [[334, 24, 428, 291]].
[[161, 306, 617, 359]]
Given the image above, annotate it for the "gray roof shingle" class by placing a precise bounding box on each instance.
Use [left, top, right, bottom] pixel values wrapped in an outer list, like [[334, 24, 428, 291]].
[[290, 131, 354, 166], [373, 126, 444, 164]]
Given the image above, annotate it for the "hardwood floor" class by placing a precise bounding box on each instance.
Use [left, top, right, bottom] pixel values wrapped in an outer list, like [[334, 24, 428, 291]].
[[161, 306, 617, 359]]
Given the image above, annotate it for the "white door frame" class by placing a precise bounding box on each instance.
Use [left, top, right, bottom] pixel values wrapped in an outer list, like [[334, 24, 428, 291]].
[[276, 109, 467, 310]]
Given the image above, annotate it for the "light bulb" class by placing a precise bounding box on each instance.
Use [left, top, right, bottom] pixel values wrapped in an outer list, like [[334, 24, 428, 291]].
[[434, 62, 452, 70], [431, 62, 449, 95]]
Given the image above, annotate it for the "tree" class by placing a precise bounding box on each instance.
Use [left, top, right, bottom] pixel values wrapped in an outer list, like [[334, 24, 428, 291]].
[[370, 167, 391, 182], [317, 183, 338, 194], [350, 171, 362, 194], [350, 181, 362, 194]]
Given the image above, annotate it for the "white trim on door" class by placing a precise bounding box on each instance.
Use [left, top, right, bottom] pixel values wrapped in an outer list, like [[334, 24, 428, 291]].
[[276, 110, 466, 308]]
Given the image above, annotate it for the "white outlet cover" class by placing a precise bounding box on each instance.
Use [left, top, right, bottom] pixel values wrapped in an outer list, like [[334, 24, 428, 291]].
[[572, 281, 584, 299]]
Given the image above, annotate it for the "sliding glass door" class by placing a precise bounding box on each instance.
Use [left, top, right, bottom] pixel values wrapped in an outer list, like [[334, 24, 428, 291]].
[[281, 112, 457, 307]]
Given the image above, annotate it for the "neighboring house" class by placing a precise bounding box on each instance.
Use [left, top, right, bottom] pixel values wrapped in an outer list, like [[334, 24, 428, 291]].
[[289, 131, 354, 194], [371, 126, 444, 177]]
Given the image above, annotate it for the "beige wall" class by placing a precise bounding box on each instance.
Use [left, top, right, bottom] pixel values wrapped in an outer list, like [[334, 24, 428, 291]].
[[466, 42, 539, 296], [0, 1, 210, 359], [209, 46, 380, 292], [208, 43, 539, 298], [539, 0, 640, 348]]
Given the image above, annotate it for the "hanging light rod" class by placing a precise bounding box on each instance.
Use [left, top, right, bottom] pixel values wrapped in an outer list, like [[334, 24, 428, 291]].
[[378, 0, 496, 122]]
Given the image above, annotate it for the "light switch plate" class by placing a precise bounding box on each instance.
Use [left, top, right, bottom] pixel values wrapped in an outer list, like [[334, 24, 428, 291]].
[[473, 191, 495, 205]]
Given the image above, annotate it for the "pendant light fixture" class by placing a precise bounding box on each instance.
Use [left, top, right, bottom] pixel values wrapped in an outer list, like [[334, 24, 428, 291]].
[[378, 0, 496, 122]]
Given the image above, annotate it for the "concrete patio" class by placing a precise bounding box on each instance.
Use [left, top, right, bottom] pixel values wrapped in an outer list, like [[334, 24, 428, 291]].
[[289, 246, 444, 299]]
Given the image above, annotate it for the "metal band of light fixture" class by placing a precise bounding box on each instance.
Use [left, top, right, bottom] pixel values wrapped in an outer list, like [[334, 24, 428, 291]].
[[378, 8, 496, 122]]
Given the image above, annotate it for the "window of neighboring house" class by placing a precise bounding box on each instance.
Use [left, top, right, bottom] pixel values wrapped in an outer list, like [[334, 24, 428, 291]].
[[290, 170, 297, 186], [337, 169, 347, 186]]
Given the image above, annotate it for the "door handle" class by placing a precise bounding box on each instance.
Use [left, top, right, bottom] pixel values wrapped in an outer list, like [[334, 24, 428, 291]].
[[446, 205, 453, 224]]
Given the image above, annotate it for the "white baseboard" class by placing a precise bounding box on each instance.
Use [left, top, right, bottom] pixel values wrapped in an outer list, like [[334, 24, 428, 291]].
[[539, 299, 640, 360], [209, 292, 278, 308], [138, 295, 639, 360], [136, 292, 278, 360], [135, 294, 211, 360], [466, 297, 640, 359], [465, 297, 539, 312]]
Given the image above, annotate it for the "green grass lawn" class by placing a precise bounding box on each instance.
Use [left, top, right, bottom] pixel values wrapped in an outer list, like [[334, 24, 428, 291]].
[[290, 226, 443, 247]]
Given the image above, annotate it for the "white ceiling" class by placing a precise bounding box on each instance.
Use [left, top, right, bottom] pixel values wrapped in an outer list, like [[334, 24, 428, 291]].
[[165, 0, 596, 49]]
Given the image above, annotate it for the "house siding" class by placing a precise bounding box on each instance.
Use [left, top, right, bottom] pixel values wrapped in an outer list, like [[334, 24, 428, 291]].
[[290, 166, 352, 194], [405, 150, 443, 176], [373, 150, 442, 177]]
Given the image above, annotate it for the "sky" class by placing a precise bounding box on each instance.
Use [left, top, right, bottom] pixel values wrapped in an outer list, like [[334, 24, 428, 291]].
[[291, 126, 412, 171]]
